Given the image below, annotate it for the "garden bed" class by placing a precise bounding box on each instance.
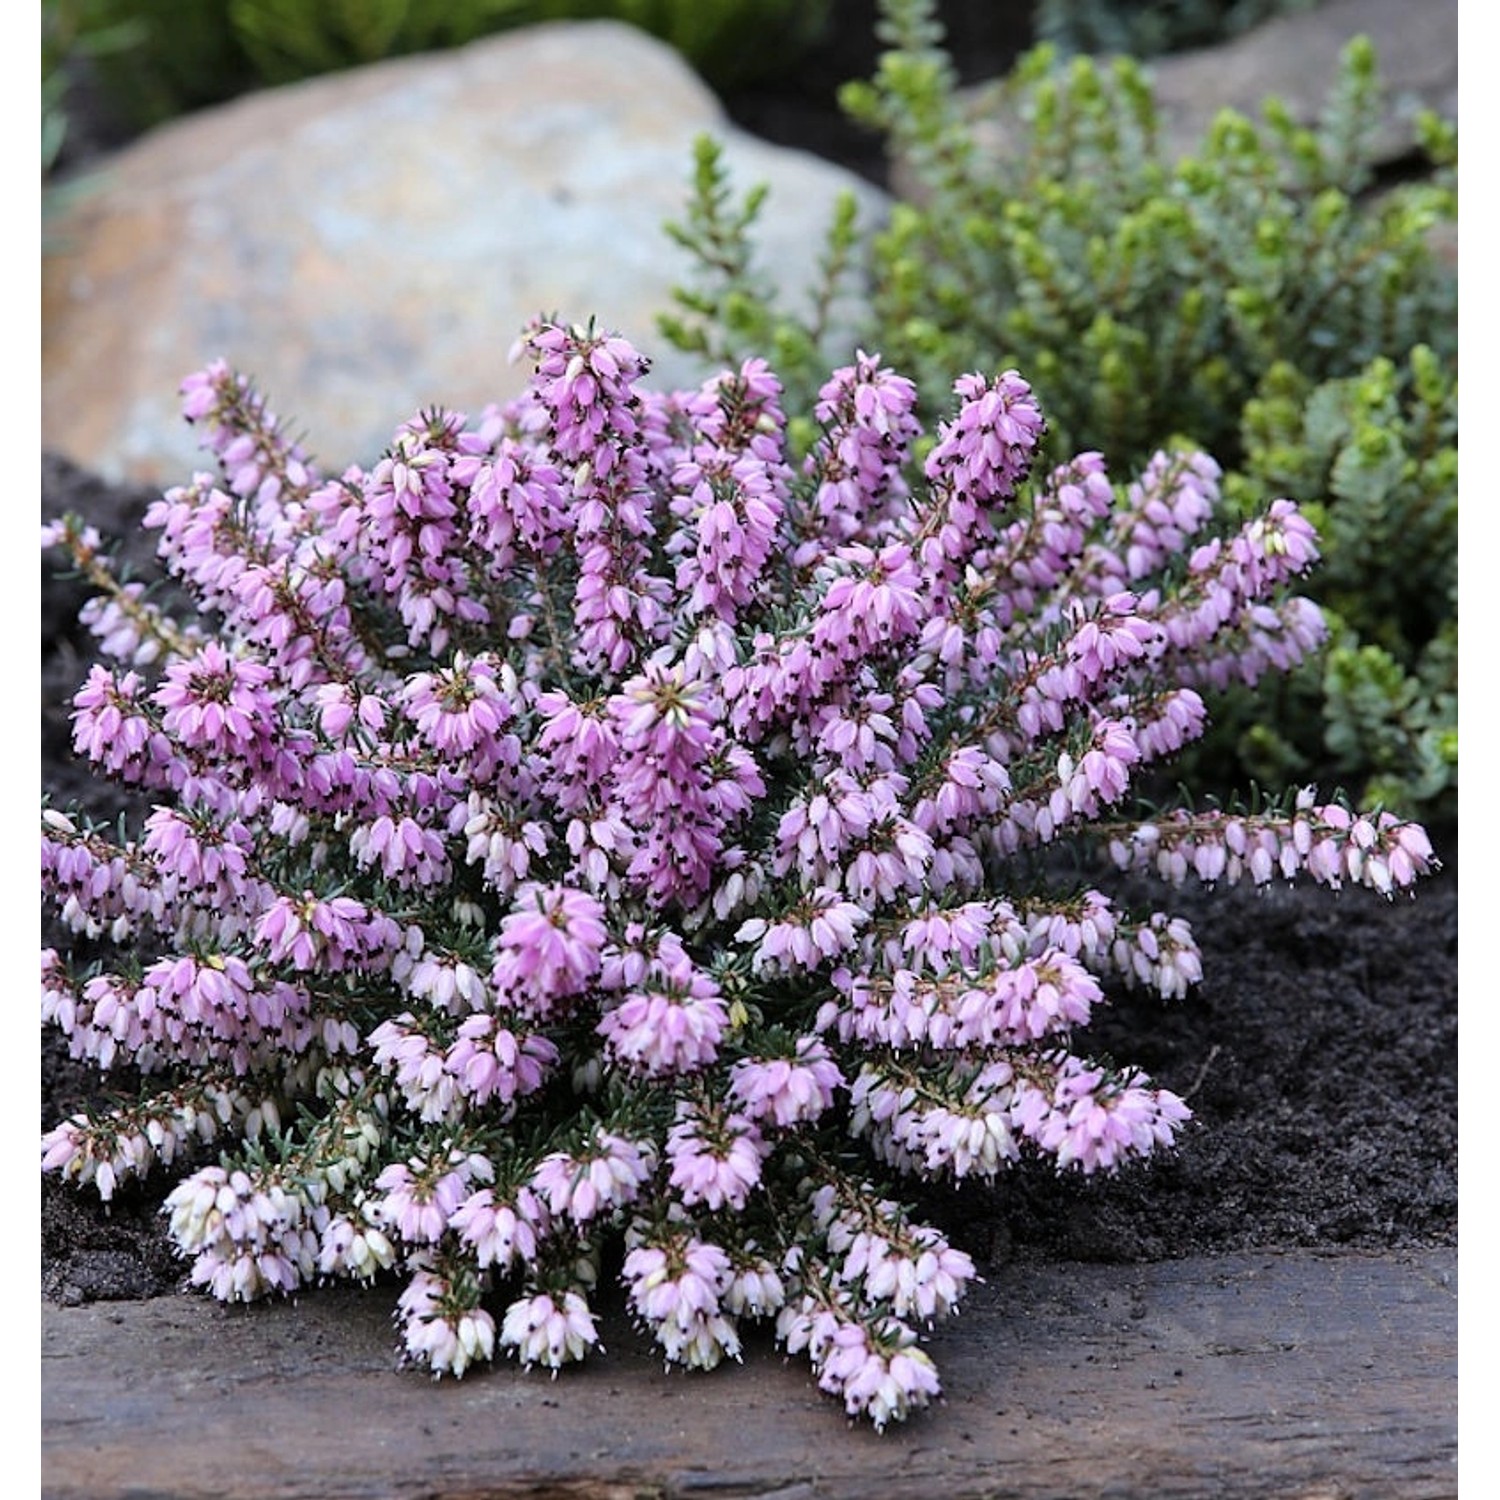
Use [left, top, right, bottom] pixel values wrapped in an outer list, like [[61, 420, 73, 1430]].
[[40, 4, 1458, 1491]]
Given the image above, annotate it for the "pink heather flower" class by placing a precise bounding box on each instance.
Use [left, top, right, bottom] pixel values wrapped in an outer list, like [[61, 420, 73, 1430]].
[[623, 1234, 742, 1370], [833, 1220, 975, 1323], [318, 1213, 396, 1282], [1014, 1058, 1192, 1175], [179, 358, 315, 504], [724, 1251, 786, 1318], [1064, 594, 1165, 684], [837, 954, 1109, 1054], [739, 887, 869, 974], [816, 542, 925, 658], [605, 661, 729, 906], [461, 794, 552, 895], [444, 1014, 558, 1112], [42, 1117, 130, 1201], [492, 883, 607, 1013], [848, 1059, 1023, 1181], [674, 450, 786, 622], [1108, 913, 1204, 999], [499, 1289, 599, 1370], [727, 1037, 844, 1127], [802, 351, 923, 552], [923, 368, 1045, 511], [1108, 799, 1436, 897], [141, 803, 253, 904], [349, 813, 450, 887], [530, 1129, 655, 1227], [1113, 449, 1221, 583], [537, 687, 618, 810], [785, 1301, 942, 1432], [70, 664, 181, 787], [666, 1104, 768, 1212], [311, 682, 387, 742], [153, 642, 277, 757], [887, 899, 1010, 973], [370, 1013, 459, 1122], [774, 769, 886, 878], [163, 1163, 322, 1302], [395, 946, 489, 1015], [401, 652, 513, 756], [464, 438, 567, 561], [373, 1152, 489, 1244], [449, 1185, 547, 1272], [598, 923, 698, 990], [255, 890, 398, 973], [77, 581, 169, 665], [596, 972, 728, 1078], [397, 1267, 496, 1379]]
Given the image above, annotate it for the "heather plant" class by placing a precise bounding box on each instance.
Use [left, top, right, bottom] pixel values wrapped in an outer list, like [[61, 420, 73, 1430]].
[[660, 0, 1458, 818], [41, 322, 1436, 1427]]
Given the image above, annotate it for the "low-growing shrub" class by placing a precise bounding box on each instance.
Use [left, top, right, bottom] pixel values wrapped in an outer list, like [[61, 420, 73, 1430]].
[[661, 0, 1458, 818], [42, 323, 1435, 1425]]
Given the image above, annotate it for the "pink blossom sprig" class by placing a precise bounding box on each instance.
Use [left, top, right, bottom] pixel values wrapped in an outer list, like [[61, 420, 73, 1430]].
[[42, 516, 200, 666], [1103, 789, 1437, 896], [178, 358, 318, 511], [795, 351, 924, 560], [42, 324, 1437, 1428]]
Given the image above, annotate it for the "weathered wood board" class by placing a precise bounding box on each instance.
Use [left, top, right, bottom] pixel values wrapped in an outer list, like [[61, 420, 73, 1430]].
[[42, 1248, 1457, 1500]]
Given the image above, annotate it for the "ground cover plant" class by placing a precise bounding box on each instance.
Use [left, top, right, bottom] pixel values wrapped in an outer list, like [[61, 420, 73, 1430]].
[[661, 0, 1458, 821], [40, 319, 1436, 1428]]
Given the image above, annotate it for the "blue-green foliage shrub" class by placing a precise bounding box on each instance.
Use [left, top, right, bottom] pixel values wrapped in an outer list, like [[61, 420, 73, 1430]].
[[660, 0, 1457, 820]]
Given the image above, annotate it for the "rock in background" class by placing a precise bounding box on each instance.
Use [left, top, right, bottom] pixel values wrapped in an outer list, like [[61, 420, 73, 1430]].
[[42, 19, 889, 487], [945, 0, 1457, 187]]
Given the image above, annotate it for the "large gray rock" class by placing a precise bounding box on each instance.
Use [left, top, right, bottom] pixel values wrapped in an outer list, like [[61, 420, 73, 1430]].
[[1142, 0, 1456, 165], [42, 21, 888, 486], [948, 0, 1456, 184]]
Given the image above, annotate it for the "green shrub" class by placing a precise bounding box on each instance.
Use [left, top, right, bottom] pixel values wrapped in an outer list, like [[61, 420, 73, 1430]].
[[49, 0, 833, 139], [660, 0, 1457, 820], [42, 0, 155, 173], [1205, 346, 1458, 813]]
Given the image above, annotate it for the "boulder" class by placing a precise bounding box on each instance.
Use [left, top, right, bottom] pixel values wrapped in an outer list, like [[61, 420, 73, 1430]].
[[41, 20, 888, 486], [1139, 0, 1456, 165], [942, 0, 1457, 188]]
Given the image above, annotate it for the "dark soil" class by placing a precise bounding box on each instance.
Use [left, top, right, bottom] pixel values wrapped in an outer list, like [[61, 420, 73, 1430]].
[[40, 2, 1457, 1310]]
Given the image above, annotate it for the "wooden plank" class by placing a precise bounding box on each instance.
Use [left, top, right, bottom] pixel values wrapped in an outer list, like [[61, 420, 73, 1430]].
[[42, 1248, 1456, 1500]]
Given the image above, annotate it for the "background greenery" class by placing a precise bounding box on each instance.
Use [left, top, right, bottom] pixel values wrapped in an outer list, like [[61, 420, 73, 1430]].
[[41, 0, 837, 168], [661, 0, 1457, 822]]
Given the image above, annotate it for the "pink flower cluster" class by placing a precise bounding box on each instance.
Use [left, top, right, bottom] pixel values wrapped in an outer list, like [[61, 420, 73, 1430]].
[[41, 322, 1437, 1428]]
